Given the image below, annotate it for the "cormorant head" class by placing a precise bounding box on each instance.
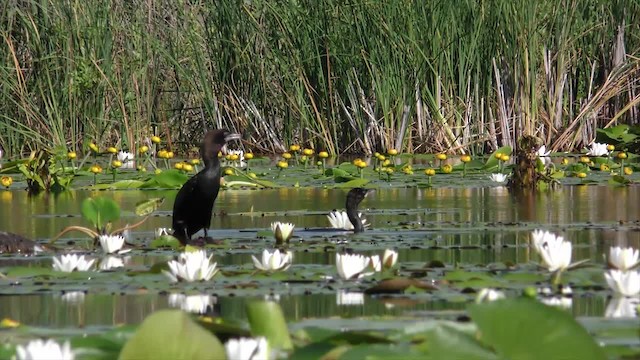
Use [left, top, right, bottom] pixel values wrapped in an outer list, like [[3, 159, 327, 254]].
[[201, 129, 241, 162], [346, 187, 371, 209]]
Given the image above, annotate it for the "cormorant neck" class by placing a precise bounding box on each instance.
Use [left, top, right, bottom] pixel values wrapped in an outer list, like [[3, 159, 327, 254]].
[[202, 144, 222, 171], [346, 189, 367, 233]]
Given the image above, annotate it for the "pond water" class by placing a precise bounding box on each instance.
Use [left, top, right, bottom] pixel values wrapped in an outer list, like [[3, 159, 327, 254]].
[[0, 186, 639, 340]]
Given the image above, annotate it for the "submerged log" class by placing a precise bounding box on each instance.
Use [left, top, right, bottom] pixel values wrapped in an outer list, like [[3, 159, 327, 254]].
[[508, 135, 543, 190], [0, 231, 45, 254]]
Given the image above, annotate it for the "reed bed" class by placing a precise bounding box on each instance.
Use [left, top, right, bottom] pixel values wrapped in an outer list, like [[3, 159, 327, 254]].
[[0, 0, 639, 157]]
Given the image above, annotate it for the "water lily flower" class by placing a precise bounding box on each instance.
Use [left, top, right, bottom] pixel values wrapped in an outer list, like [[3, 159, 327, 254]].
[[156, 227, 171, 237], [586, 142, 610, 156], [336, 290, 365, 306], [224, 337, 269, 360], [537, 145, 552, 166], [539, 296, 573, 309], [251, 249, 293, 272], [335, 253, 371, 280], [52, 254, 95, 272], [489, 173, 508, 183], [326, 211, 368, 230], [98, 234, 125, 254], [271, 222, 294, 244], [168, 293, 214, 314], [369, 255, 382, 272], [382, 249, 398, 269], [608, 246, 639, 271], [605, 296, 639, 318], [537, 145, 551, 157], [531, 230, 572, 272], [99, 256, 125, 271], [226, 149, 246, 167], [163, 250, 218, 282], [15, 339, 74, 360], [117, 151, 135, 169], [475, 288, 506, 303], [604, 269, 640, 296]]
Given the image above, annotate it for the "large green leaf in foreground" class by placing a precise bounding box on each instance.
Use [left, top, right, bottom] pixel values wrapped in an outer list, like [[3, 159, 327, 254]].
[[118, 310, 225, 360], [468, 298, 606, 360]]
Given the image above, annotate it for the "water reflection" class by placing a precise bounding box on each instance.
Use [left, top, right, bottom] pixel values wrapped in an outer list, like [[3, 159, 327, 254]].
[[0, 292, 609, 328], [0, 186, 638, 326]]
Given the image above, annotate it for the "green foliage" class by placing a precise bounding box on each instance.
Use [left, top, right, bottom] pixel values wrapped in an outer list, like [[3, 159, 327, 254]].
[[1, 1, 639, 155], [141, 170, 188, 189], [118, 310, 225, 360], [81, 197, 121, 232], [467, 298, 606, 360], [246, 301, 293, 351], [16, 149, 74, 193]]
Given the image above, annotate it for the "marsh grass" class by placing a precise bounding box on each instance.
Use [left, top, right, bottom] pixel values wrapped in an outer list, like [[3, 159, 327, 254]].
[[0, 0, 639, 159]]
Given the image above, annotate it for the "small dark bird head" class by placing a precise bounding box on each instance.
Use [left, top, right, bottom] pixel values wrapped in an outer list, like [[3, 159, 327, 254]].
[[346, 187, 372, 233], [201, 129, 241, 165]]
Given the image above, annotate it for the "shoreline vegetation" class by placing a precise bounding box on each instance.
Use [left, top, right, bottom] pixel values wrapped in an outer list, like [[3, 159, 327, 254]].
[[0, 0, 639, 158]]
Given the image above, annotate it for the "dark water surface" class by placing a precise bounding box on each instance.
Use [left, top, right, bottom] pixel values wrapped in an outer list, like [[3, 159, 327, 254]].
[[0, 186, 639, 328]]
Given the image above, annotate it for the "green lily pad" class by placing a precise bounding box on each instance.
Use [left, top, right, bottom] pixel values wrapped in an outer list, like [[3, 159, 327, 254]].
[[118, 310, 225, 360]]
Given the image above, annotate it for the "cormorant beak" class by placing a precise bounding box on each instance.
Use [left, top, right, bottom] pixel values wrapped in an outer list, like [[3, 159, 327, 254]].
[[224, 133, 241, 142]]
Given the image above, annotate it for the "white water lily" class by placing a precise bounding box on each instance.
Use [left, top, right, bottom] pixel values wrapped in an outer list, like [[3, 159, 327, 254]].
[[117, 151, 135, 169], [251, 249, 293, 272], [605, 296, 639, 318], [168, 293, 214, 314], [539, 296, 573, 309], [537, 145, 552, 166], [271, 222, 295, 244], [327, 210, 368, 230], [336, 290, 365, 306], [604, 269, 640, 296], [15, 339, 74, 360], [586, 142, 610, 156], [608, 246, 639, 271], [475, 288, 506, 303], [98, 234, 125, 254], [224, 337, 269, 360], [382, 249, 398, 269], [537, 145, 551, 157], [489, 173, 508, 183], [155, 227, 171, 237], [163, 250, 218, 282], [335, 253, 371, 280], [52, 254, 95, 272], [99, 256, 125, 271], [531, 230, 572, 272], [369, 255, 381, 272]]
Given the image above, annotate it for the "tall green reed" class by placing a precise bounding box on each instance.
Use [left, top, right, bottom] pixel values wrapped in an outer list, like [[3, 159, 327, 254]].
[[0, 0, 638, 158]]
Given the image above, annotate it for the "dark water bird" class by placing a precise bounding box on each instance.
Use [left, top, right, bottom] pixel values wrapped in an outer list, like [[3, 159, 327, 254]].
[[172, 129, 241, 244], [0, 231, 47, 254], [326, 188, 372, 233], [345, 187, 371, 233]]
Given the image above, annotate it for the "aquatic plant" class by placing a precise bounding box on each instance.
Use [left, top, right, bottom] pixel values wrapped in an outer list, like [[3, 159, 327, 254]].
[[251, 249, 293, 272], [15, 339, 74, 360], [604, 270, 640, 297], [52, 254, 95, 272], [49, 197, 163, 249], [271, 222, 294, 245], [163, 249, 219, 283], [224, 337, 269, 360]]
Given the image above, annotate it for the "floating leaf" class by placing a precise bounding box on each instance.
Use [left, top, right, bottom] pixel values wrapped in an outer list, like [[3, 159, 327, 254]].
[[135, 198, 165, 216], [333, 178, 370, 188], [118, 310, 224, 360], [468, 297, 606, 360], [80, 197, 121, 232], [246, 301, 293, 350], [141, 170, 188, 188]]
